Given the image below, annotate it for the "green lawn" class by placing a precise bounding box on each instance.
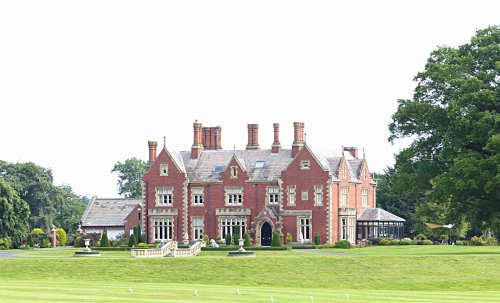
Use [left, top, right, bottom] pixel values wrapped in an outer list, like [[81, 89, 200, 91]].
[[1, 246, 500, 302]]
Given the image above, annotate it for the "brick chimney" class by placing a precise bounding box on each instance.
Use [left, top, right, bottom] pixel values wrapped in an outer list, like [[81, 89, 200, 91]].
[[148, 140, 158, 163], [344, 147, 358, 159], [291, 122, 305, 158], [202, 126, 222, 150], [246, 124, 260, 150], [191, 120, 203, 159], [271, 123, 281, 153]]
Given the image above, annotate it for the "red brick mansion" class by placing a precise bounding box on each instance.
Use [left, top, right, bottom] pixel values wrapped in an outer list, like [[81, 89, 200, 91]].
[[142, 121, 404, 245]]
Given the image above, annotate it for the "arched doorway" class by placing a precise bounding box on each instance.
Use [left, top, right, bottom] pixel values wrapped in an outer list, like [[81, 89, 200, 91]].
[[261, 222, 272, 246]]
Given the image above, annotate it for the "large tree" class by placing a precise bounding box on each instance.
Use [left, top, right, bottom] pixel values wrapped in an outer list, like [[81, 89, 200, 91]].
[[0, 178, 30, 242], [0, 161, 55, 229], [52, 184, 86, 233], [111, 157, 147, 198], [388, 26, 500, 231]]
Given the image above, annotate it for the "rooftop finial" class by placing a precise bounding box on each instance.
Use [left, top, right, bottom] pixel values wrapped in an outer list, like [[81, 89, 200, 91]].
[[233, 144, 236, 154], [163, 136, 166, 148], [363, 147, 366, 159], [304, 132, 307, 143]]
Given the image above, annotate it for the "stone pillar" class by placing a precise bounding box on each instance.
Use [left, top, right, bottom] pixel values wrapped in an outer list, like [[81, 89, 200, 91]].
[[51, 226, 57, 248]]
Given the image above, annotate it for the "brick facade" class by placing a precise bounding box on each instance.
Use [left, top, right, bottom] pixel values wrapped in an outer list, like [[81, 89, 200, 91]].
[[142, 121, 377, 245]]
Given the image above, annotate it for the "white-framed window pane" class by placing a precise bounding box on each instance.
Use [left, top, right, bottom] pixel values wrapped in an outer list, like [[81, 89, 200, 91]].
[[300, 160, 310, 170], [226, 187, 243, 205], [314, 186, 323, 205], [156, 187, 173, 206], [362, 188, 368, 207], [193, 217, 204, 240], [153, 218, 173, 241], [160, 164, 168, 176], [340, 187, 348, 206], [192, 187, 204, 205], [299, 217, 311, 241], [288, 185, 296, 204], [220, 217, 246, 239], [268, 187, 279, 204]]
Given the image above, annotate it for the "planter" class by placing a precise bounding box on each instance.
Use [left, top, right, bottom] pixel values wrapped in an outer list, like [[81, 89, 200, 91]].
[[74, 251, 101, 257]]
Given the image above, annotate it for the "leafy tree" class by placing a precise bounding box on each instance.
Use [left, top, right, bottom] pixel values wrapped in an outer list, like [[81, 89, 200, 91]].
[[0, 161, 55, 229], [26, 234, 34, 248], [388, 26, 500, 231], [0, 179, 30, 244], [56, 228, 67, 246], [52, 185, 86, 233], [271, 231, 282, 247], [111, 158, 147, 198], [100, 231, 110, 247]]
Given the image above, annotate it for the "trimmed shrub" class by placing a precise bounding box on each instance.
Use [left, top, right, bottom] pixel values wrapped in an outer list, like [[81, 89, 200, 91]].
[[286, 233, 292, 244], [271, 231, 282, 247], [367, 238, 380, 245], [314, 233, 321, 245], [128, 234, 137, 247], [137, 243, 148, 248], [225, 233, 232, 245], [470, 236, 486, 246], [136, 225, 142, 244], [243, 233, 251, 247], [323, 242, 336, 248], [422, 239, 433, 245], [389, 239, 400, 245], [400, 238, 412, 245], [26, 234, 34, 248], [42, 238, 51, 248], [233, 231, 240, 246], [412, 239, 420, 245], [74, 236, 82, 247], [486, 237, 498, 246], [56, 228, 67, 246], [100, 232, 110, 247], [0, 238, 12, 250], [456, 240, 464, 245], [379, 238, 390, 246], [416, 234, 427, 240], [204, 234, 209, 245], [334, 240, 352, 249]]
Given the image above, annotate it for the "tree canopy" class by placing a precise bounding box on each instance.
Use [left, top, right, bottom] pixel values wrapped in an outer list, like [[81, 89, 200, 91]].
[[0, 179, 30, 242], [111, 157, 147, 198], [388, 26, 499, 233]]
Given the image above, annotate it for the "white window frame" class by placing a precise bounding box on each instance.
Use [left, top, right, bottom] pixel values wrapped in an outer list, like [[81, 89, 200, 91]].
[[220, 217, 246, 240], [267, 186, 279, 205], [340, 216, 356, 243], [192, 187, 204, 206], [298, 217, 311, 242], [300, 160, 310, 170], [231, 166, 238, 178], [288, 185, 296, 205], [156, 187, 173, 206], [362, 188, 369, 207], [301, 190, 308, 201], [314, 185, 323, 206], [226, 187, 243, 206], [340, 186, 348, 206], [160, 163, 168, 176], [192, 217, 204, 240], [153, 218, 173, 241]]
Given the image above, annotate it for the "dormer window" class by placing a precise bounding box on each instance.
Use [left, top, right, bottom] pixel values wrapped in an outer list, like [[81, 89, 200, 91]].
[[231, 166, 238, 178], [300, 160, 310, 170], [160, 164, 168, 176], [214, 166, 225, 174]]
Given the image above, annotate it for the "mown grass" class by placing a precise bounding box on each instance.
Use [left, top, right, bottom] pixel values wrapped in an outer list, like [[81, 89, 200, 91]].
[[1, 245, 500, 302]]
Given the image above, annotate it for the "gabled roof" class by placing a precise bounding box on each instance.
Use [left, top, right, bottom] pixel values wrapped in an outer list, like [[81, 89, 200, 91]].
[[81, 197, 141, 227], [326, 157, 341, 179], [161, 147, 186, 174], [180, 149, 292, 183], [357, 208, 405, 222]]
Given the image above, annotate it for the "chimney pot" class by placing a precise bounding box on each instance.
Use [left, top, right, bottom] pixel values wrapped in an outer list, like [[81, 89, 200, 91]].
[[148, 140, 158, 163], [272, 123, 281, 153], [291, 122, 305, 158], [246, 124, 260, 150]]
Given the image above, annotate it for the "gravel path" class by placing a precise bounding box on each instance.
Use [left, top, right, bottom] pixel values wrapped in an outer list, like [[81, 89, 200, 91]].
[[299, 249, 359, 257], [0, 251, 26, 258]]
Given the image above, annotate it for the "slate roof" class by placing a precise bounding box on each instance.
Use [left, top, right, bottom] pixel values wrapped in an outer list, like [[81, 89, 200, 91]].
[[81, 197, 141, 227], [357, 208, 406, 222], [180, 149, 293, 183]]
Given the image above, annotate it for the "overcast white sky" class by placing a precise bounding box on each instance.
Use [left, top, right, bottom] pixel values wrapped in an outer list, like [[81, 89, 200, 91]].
[[0, 1, 498, 198]]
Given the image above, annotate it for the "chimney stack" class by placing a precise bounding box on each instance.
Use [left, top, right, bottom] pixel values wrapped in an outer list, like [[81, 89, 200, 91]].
[[271, 123, 281, 153], [191, 120, 203, 159], [148, 140, 158, 163], [202, 126, 222, 150], [291, 122, 305, 158], [246, 124, 260, 150], [343, 147, 358, 159]]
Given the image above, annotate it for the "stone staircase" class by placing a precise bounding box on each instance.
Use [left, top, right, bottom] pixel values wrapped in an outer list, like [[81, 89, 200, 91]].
[[131, 241, 204, 258]]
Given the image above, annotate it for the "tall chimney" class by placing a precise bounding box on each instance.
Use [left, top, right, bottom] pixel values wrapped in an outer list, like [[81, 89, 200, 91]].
[[246, 124, 260, 150], [202, 126, 222, 150], [344, 147, 358, 159], [291, 122, 305, 158], [271, 123, 281, 153], [148, 140, 158, 163], [191, 120, 203, 159]]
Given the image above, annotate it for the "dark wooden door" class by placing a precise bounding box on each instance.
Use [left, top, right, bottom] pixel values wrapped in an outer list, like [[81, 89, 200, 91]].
[[261, 222, 272, 246]]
